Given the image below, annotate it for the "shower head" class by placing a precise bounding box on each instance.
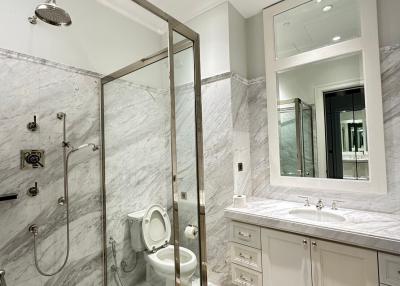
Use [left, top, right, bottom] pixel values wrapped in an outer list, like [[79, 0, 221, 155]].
[[66, 143, 99, 160], [74, 143, 99, 152], [34, 0, 72, 27]]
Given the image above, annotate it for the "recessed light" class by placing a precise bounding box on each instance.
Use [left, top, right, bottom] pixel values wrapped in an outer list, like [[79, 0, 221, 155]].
[[322, 5, 333, 12], [316, 0, 323, 3], [332, 36, 341, 42]]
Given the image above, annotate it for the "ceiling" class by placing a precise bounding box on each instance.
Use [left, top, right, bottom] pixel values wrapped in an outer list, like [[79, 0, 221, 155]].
[[97, 0, 280, 34]]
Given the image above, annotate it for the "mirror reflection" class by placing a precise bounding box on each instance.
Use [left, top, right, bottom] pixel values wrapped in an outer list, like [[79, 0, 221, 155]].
[[274, 0, 361, 59], [277, 52, 368, 180]]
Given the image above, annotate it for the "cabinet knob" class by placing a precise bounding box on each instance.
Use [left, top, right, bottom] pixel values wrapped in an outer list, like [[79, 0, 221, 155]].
[[311, 241, 317, 247], [302, 239, 308, 245]]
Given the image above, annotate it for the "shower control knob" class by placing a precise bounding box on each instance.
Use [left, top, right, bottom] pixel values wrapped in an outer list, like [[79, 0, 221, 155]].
[[27, 182, 39, 197], [27, 115, 39, 131]]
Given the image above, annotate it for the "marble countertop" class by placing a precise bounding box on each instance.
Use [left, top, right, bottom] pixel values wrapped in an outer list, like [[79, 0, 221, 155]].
[[224, 199, 400, 255]]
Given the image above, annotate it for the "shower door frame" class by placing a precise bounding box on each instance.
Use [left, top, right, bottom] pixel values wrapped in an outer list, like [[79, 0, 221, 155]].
[[278, 98, 315, 177], [100, 0, 207, 285]]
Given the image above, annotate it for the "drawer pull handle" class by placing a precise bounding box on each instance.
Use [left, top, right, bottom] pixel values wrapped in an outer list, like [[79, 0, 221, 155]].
[[239, 252, 253, 260], [238, 231, 252, 238], [240, 274, 254, 283]]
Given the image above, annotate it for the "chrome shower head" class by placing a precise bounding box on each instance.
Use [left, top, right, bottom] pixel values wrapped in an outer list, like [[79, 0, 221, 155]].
[[74, 143, 99, 152], [34, 0, 72, 27]]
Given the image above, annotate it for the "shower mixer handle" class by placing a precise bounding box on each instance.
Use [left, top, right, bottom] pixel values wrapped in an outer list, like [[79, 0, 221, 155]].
[[27, 115, 39, 131]]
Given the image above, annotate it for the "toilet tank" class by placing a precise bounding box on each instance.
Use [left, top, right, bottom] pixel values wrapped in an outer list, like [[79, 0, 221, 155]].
[[127, 209, 147, 252]]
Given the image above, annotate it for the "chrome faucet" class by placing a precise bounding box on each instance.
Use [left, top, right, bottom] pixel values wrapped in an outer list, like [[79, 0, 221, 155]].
[[298, 196, 310, 207], [316, 199, 324, 210]]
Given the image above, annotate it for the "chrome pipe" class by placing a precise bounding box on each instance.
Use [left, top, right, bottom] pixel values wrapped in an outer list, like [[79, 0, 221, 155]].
[[29, 112, 98, 277], [0, 269, 7, 286]]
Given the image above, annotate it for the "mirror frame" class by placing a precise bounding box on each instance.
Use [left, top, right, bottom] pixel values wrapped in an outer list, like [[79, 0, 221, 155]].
[[263, 0, 387, 193]]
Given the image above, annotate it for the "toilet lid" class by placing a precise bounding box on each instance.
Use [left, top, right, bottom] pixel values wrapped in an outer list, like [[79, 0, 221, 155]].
[[142, 204, 171, 251]]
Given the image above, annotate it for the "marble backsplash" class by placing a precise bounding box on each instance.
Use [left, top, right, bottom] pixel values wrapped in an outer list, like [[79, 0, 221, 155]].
[[0, 48, 102, 286]]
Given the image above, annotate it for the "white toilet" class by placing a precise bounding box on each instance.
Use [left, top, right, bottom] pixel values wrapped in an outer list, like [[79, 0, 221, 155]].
[[128, 204, 197, 285]]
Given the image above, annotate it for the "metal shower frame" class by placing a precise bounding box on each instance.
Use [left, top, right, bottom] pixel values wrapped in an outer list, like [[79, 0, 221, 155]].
[[100, 0, 207, 285]]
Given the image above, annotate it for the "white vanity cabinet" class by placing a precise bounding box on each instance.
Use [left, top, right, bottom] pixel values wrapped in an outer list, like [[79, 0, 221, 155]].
[[261, 228, 312, 286], [229, 222, 263, 286], [261, 228, 378, 286], [379, 253, 400, 286], [310, 239, 378, 286]]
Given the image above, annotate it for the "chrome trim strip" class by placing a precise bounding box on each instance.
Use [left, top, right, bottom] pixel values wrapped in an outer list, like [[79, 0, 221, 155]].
[[193, 36, 208, 286], [101, 40, 193, 85], [168, 24, 181, 286], [100, 84, 107, 286]]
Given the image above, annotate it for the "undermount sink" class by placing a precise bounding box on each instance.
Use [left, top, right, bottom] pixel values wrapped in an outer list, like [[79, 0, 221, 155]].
[[289, 208, 346, 223]]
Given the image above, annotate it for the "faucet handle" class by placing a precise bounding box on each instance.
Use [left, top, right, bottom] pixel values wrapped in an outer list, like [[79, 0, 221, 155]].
[[331, 200, 345, 210], [298, 196, 310, 207], [316, 198, 325, 210]]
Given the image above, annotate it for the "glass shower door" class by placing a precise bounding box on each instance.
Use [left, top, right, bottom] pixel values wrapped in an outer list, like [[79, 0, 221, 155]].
[[100, 6, 206, 285], [169, 29, 206, 285]]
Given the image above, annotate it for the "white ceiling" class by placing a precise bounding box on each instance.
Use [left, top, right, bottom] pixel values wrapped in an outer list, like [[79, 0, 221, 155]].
[[97, 0, 280, 34]]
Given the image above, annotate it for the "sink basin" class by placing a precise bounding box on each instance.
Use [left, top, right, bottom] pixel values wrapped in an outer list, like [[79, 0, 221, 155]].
[[289, 208, 346, 223]]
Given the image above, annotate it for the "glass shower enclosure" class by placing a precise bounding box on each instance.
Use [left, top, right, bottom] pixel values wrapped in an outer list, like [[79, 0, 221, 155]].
[[278, 98, 315, 177], [100, 1, 207, 285]]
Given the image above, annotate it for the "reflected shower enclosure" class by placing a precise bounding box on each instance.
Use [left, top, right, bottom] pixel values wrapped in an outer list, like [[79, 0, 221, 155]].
[[278, 99, 315, 177], [100, 1, 207, 286]]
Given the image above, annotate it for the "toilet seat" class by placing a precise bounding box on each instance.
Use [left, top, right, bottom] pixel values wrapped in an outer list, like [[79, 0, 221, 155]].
[[142, 204, 171, 251]]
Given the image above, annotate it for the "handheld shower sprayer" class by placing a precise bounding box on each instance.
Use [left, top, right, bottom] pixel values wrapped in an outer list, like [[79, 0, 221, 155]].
[[28, 112, 99, 277]]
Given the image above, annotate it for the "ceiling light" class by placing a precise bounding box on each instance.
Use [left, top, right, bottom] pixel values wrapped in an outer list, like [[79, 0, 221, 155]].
[[332, 36, 341, 42], [316, 0, 323, 3], [322, 5, 333, 12]]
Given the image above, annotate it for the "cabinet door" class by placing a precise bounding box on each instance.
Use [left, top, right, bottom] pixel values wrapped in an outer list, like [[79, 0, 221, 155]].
[[261, 228, 312, 286], [311, 239, 378, 286]]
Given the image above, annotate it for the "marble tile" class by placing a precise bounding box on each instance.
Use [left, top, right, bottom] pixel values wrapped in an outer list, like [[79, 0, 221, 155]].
[[247, 78, 269, 197], [231, 76, 252, 196], [0, 50, 102, 286], [202, 77, 235, 285], [225, 198, 400, 255], [103, 78, 171, 285]]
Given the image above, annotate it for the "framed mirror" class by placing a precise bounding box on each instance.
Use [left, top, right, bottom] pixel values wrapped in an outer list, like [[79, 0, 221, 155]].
[[263, 0, 387, 193]]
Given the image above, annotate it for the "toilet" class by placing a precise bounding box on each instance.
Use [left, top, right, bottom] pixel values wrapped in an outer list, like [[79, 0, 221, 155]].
[[128, 204, 197, 285]]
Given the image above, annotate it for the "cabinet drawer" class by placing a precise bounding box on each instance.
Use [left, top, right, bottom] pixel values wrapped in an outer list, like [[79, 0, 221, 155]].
[[232, 263, 262, 286], [230, 222, 261, 249], [379, 253, 400, 286], [230, 242, 262, 272]]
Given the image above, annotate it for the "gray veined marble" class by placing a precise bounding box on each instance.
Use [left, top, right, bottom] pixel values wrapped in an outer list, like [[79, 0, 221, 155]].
[[103, 77, 171, 286], [225, 198, 400, 255], [0, 49, 102, 286]]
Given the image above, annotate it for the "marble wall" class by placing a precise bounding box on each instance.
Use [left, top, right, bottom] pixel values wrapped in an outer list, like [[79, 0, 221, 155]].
[[247, 45, 400, 215], [103, 77, 171, 286], [202, 73, 255, 285], [0, 48, 102, 286]]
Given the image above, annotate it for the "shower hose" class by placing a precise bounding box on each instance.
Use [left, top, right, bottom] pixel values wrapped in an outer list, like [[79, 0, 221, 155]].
[[109, 237, 137, 286], [29, 113, 98, 276]]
